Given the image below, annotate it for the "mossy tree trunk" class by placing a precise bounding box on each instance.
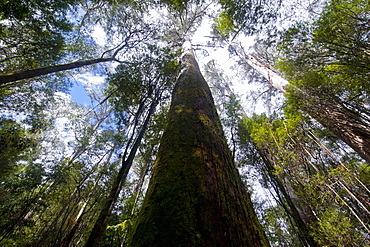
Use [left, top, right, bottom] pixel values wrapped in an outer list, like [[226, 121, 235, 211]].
[[129, 43, 269, 247]]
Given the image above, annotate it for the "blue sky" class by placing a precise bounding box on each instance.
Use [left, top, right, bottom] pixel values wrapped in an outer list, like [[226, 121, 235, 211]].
[[68, 72, 106, 105], [69, 81, 90, 105]]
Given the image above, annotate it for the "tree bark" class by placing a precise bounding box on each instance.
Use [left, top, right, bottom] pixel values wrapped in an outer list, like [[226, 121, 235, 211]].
[[129, 42, 269, 247], [0, 57, 115, 86], [84, 98, 158, 247], [302, 97, 370, 164]]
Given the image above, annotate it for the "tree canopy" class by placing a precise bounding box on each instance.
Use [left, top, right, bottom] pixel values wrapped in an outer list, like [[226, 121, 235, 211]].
[[0, 0, 369, 246]]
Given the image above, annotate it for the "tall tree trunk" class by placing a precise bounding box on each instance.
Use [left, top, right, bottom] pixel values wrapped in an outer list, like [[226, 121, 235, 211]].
[[0, 57, 115, 86], [233, 43, 370, 164], [129, 41, 269, 247], [84, 98, 158, 247]]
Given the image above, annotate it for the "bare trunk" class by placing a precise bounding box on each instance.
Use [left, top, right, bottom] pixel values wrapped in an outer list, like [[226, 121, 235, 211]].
[[36, 149, 112, 247], [0, 57, 115, 86], [60, 173, 104, 247]]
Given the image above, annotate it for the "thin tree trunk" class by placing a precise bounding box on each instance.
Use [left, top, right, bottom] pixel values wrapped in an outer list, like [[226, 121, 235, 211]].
[[84, 98, 158, 247], [130, 162, 151, 216], [0, 57, 115, 86], [60, 171, 105, 247], [67, 105, 113, 165], [129, 40, 269, 246], [61, 145, 115, 247], [36, 150, 111, 247], [258, 150, 319, 247]]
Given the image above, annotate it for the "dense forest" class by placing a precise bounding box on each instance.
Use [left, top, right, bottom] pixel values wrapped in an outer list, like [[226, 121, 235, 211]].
[[0, 0, 369, 246]]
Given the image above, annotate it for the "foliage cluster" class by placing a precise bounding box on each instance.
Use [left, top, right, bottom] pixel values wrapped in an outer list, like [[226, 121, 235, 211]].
[[0, 0, 75, 73], [278, 0, 370, 116]]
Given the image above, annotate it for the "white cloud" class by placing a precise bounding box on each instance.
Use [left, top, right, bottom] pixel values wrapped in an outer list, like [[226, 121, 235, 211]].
[[92, 25, 107, 46]]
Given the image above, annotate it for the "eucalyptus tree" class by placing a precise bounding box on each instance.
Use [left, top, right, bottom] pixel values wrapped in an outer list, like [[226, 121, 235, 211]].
[[276, 0, 370, 164], [214, 0, 370, 164], [123, 1, 274, 245], [129, 36, 269, 246]]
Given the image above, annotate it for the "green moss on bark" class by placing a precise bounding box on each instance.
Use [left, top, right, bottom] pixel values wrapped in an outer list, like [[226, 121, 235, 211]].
[[129, 53, 269, 247]]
